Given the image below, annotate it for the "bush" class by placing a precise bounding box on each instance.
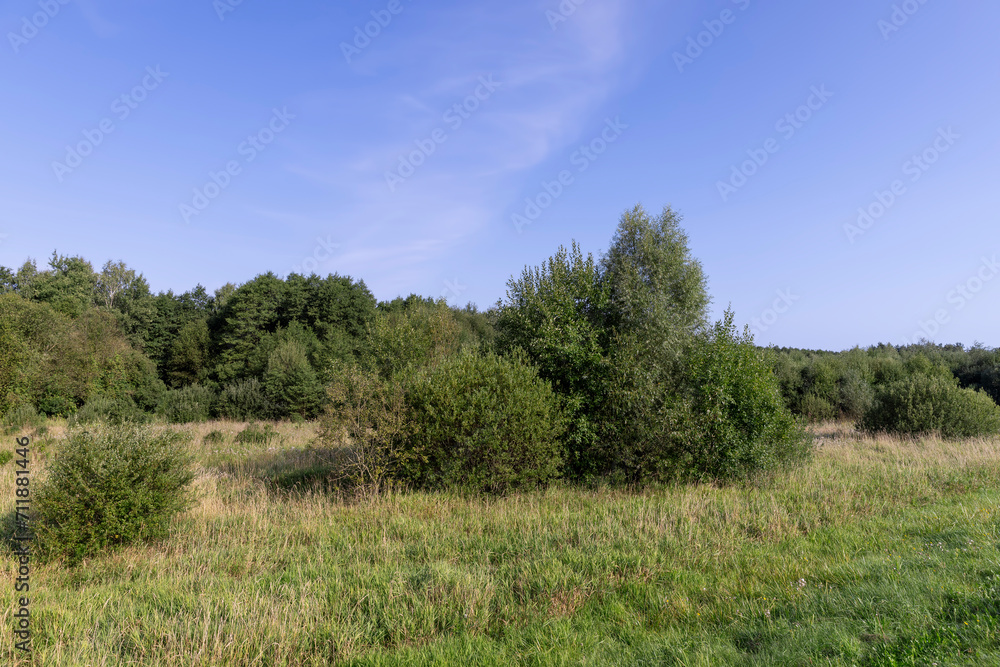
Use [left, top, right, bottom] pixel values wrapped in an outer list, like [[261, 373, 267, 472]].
[[69, 395, 149, 426], [799, 393, 838, 422], [235, 422, 279, 447], [365, 300, 464, 379], [320, 362, 408, 491], [400, 349, 566, 493], [262, 340, 325, 419], [611, 312, 810, 483], [203, 430, 226, 446], [156, 385, 215, 424], [860, 375, 1000, 438], [33, 425, 195, 564], [1, 403, 46, 435], [216, 378, 273, 421]]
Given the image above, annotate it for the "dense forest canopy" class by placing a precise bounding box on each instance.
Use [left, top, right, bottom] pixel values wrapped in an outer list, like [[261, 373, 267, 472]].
[[0, 250, 490, 421]]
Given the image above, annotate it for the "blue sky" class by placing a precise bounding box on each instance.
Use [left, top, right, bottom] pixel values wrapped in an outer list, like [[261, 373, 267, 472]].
[[1, 0, 997, 351]]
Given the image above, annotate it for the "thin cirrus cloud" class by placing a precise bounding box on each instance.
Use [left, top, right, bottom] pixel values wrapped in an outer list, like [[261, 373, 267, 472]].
[[279, 0, 642, 295]]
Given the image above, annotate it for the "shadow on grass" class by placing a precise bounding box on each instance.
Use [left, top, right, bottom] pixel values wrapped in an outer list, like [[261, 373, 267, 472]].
[[213, 445, 363, 494]]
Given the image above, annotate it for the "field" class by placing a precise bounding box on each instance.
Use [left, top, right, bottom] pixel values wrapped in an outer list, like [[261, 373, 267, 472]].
[[3, 421, 1000, 665]]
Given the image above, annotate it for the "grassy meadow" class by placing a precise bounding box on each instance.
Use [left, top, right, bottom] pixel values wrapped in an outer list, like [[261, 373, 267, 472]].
[[3, 420, 1000, 665]]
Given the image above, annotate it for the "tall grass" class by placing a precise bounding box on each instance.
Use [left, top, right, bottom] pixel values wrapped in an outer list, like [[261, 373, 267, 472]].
[[2, 420, 999, 664]]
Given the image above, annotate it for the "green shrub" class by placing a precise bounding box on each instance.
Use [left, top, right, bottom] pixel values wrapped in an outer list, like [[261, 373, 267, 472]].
[[799, 393, 837, 422], [69, 395, 149, 426], [203, 430, 226, 446], [262, 341, 325, 419], [216, 378, 273, 421], [0, 450, 12, 467], [33, 425, 195, 564], [365, 300, 464, 379], [838, 368, 875, 420], [320, 362, 409, 491], [860, 375, 1000, 438], [400, 348, 566, 493], [613, 312, 810, 483], [156, 385, 215, 424], [235, 422, 279, 447], [1, 403, 46, 435]]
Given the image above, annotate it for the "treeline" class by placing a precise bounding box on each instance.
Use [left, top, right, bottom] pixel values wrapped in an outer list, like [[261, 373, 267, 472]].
[[6, 205, 998, 492], [0, 253, 490, 423], [771, 343, 1000, 437]]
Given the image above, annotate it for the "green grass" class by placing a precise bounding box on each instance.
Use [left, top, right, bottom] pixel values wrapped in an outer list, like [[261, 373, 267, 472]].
[[3, 421, 1000, 665]]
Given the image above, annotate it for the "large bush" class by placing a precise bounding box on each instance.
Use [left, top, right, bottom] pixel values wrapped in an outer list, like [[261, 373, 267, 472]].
[[365, 299, 464, 379], [216, 377, 273, 421], [34, 425, 195, 564], [262, 340, 325, 419], [607, 312, 810, 483], [156, 384, 215, 424], [400, 349, 566, 493], [69, 395, 150, 425], [860, 374, 1000, 438], [494, 242, 613, 478], [320, 362, 409, 490]]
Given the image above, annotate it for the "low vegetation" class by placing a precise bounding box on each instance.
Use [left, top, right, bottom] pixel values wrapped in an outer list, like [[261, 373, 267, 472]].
[[2, 420, 999, 664]]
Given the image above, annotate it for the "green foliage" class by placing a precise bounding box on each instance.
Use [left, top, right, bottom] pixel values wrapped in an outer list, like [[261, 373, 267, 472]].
[[0, 450, 11, 467], [495, 242, 612, 477], [320, 362, 409, 491], [1, 403, 46, 435], [400, 349, 566, 493], [156, 385, 215, 424], [27, 252, 98, 318], [167, 319, 211, 387], [262, 340, 325, 419], [600, 204, 710, 339], [202, 430, 226, 445], [70, 395, 150, 426], [365, 299, 464, 378], [216, 378, 273, 421], [95, 260, 156, 350], [33, 425, 195, 564], [212, 272, 375, 384], [235, 422, 280, 446], [861, 374, 1000, 438], [606, 312, 809, 483], [669, 313, 810, 481]]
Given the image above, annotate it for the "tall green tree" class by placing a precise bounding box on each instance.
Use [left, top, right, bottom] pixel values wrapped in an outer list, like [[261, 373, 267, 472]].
[[30, 252, 98, 317], [495, 242, 612, 477], [262, 339, 325, 418]]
